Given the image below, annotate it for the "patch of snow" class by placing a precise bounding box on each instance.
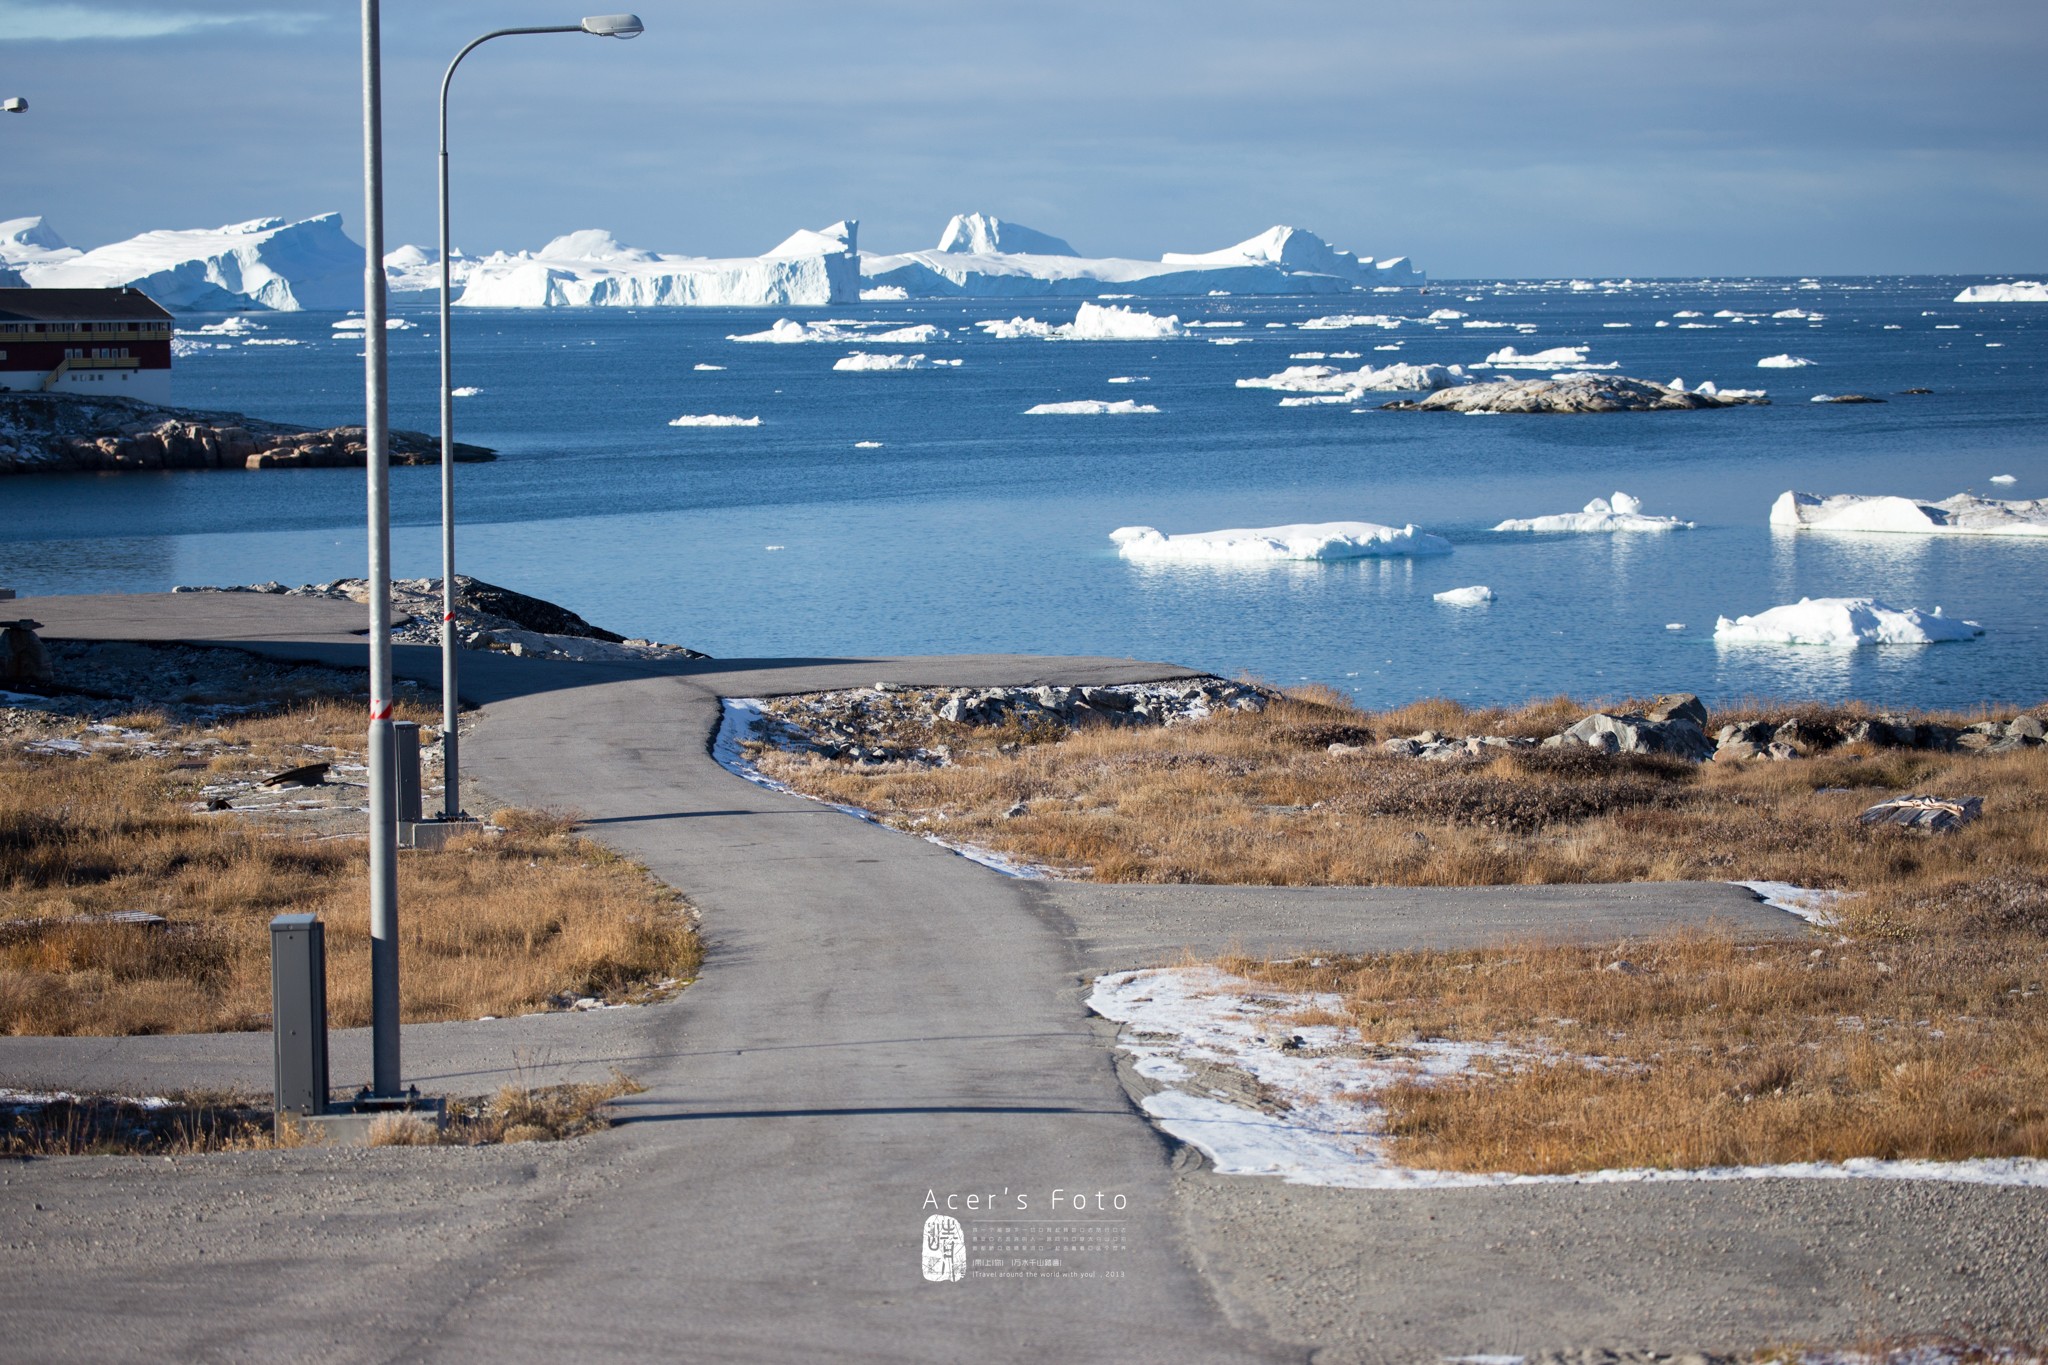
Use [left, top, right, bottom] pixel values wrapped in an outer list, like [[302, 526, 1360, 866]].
[[1112, 521, 1452, 563], [1733, 880, 1860, 927], [1025, 399, 1160, 415], [1771, 490, 2048, 537], [1492, 492, 1694, 534], [1089, 966, 2048, 1191], [1713, 597, 1983, 647], [1434, 585, 1495, 606]]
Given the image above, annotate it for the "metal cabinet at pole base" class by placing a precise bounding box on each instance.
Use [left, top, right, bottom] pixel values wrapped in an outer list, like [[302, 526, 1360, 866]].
[[270, 913, 330, 1120]]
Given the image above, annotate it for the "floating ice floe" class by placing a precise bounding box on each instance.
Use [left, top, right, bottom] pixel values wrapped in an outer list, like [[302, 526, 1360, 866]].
[[1667, 378, 1768, 401], [1106, 375, 1149, 384], [1492, 492, 1694, 533], [1480, 345, 1617, 372], [1111, 521, 1452, 562], [853, 440, 884, 449], [1757, 354, 1813, 368], [1236, 362, 1470, 396], [692, 363, 725, 371], [1770, 490, 2048, 537], [1991, 474, 2017, 485], [333, 316, 415, 331], [1713, 597, 1982, 647], [451, 386, 480, 397], [728, 317, 943, 344], [668, 414, 762, 428], [1089, 966, 2048, 1191], [1771, 308, 1824, 320], [1026, 399, 1160, 415], [1297, 313, 1402, 331], [979, 302, 1184, 341], [831, 352, 961, 371], [1953, 280, 2048, 303], [177, 316, 265, 337], [1434, 585, 1495, 606]]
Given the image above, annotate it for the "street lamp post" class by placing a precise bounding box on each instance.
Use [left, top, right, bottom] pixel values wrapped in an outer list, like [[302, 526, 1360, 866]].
[[434, 12, 644, 821]]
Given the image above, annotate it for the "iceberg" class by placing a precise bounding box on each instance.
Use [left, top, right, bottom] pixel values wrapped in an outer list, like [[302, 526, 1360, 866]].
[[1236, 362, 1469, 395], [1714, 598, 1983, 647], [831, 352, 961, 371], [1434, 585, 1495, 605], [936, 213, 1078, 256], [1492, 492, 1694, 533], [13, 213, 362, 311], [979, 302, 1183, 341], [1482, 345, 1616, 372], [863, 219, 1422, 298], [457, 222, 861, 308], [1770, 490, 2048, 538], [1297, 313, 1402, 330], [728, 318, 942, 344], [0, 216, 81, 270], [668, 414, 762, 427], [383, 242, 477, 295], [1111, 521, 1452, 562], [1025, 399, 1160, 415], [1757, 354, 1813, 368], [1954, 281, 2048, 303]]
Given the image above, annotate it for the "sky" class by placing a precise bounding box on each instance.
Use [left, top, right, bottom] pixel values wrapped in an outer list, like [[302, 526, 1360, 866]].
[[3, 0, 2046, 278]]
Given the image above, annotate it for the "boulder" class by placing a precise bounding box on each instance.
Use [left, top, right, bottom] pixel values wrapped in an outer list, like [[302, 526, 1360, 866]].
[[1646, 693, 1709, 728], [1858, 794, 1982, 833], [1558, 711, 1715, 762]]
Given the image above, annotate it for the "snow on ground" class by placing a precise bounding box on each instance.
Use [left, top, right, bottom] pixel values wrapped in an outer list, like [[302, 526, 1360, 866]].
[[831, 352, 961, 371], [1734, 880, 1860, 927], [979, 302, 1184, 341], [1492, 492, 1695, 534], [1772, 490, 2048, 537], [1758, 354, 1814, 368], [1480, 345, 1616, 372], [1112, 521, 1453, 562], [1025, 399, 1160, 415], [1954, 280, 2048, 303], [668, 414, 762, 428], [1237, 362, 1470, 395], [1434, 585, 1495, 605], [1714, 597, 1983, 647], [1089, 966, 2048, 1191]]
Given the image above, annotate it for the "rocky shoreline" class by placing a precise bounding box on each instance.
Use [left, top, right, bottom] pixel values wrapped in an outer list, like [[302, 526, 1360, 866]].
[[0, 392, 495, 475]]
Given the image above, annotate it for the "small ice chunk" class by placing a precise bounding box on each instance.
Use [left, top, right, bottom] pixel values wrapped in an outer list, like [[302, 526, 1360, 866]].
[[1434, 585, 1495, 606], [1990, 474, 2017, 485], [692, 363, 725, 371], [1025, 399, 1160, 415], [1111, 521, 1452, 562], [450, 385, 480, 397], [1757, 354, 1813, 368], [668, 413, 761, 427], [1493, 492, 1693, 534]]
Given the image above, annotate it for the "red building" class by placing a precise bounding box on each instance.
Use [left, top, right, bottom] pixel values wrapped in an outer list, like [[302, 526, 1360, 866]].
[[0, 288, 175, 404]]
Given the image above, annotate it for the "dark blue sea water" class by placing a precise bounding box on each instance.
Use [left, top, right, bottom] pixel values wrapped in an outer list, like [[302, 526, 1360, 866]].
[[6, 277, 2045, 709]]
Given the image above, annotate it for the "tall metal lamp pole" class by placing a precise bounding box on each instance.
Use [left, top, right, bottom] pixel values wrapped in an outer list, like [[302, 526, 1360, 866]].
[[435, 12, 644, 821]]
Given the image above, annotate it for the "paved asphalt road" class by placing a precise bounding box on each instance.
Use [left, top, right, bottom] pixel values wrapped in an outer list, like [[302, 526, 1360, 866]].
[[3, 594, 2042, 1364]]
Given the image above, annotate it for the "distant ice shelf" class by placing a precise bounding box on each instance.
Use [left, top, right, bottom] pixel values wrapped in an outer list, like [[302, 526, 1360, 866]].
[[456, 222, 862, 308], [1953, 280, 2048, 303]]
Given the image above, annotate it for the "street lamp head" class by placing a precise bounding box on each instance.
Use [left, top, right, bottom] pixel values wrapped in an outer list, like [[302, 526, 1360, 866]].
[[2, 97, 26, 113], [581, 13, 643, 37]]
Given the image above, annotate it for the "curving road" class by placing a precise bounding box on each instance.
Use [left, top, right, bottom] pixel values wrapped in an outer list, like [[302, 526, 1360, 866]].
[[4, 594, 2041, 1364]]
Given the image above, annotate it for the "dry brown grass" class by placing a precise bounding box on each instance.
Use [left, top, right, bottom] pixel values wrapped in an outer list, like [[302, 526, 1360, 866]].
[[1225, 932, 2048, 1174], [753, 692, 2048, 918], [1, 712, 698, 1036]]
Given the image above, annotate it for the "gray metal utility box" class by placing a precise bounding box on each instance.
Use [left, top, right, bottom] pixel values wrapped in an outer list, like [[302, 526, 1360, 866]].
[[270, 913, 330, 1119]]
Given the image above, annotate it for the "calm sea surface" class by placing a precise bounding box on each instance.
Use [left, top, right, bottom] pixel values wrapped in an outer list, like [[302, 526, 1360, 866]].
[[7, 277, 2044, 709]]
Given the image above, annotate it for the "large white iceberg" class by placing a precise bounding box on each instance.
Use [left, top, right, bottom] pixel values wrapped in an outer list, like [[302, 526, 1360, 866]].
[[0, 216, 81, 271], [457, 222, 861, 308], [383, 243, 478, 294], [1493, 492, 1694, 533], [1771, 490, 2048, 538], [1954, 281, 2048, 303], [1237, 361, 1469, 395], [1111, 521, 1452, 562], [935, 212, 1077, 256], [979, 302, 1183, 341], [11, 213, 361, 311], [864, 219, 1423, 298], [1714, 598, 1982, 647]]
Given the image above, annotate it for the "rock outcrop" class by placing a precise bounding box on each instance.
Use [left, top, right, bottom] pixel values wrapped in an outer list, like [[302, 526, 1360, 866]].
[[1, 393, 494, 475], [1383, 374, 1767, 414]]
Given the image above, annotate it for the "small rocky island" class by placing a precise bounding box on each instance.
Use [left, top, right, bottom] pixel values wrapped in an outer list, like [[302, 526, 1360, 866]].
[[1383, 374, 1768, 414], [0, 392, 495, 475]]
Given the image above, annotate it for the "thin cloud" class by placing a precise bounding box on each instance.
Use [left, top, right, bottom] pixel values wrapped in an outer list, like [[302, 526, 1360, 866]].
[[0, 3, 317, 41]]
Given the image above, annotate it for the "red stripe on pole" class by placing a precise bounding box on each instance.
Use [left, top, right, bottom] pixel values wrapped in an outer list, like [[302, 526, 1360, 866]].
[[443, 612, 455, 622], [369, 701, 393, 720]]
